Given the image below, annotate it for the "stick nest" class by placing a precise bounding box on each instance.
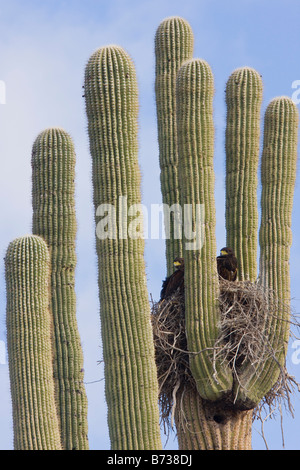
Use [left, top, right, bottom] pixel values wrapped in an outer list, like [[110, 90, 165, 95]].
[[151, 279, 300, 430]]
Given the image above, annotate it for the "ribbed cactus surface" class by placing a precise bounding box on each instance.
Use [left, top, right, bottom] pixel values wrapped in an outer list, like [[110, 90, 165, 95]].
[[234, 97, 299, 405], [176, 58, 232, 401], [260, 96, 298, 301], [31, 128, 89, 450], [84, 45, 161, 449], [225, 67, 263, 281], [175, 388, 252, 450], [5, 235, 62, 450], [155, 16, 194, 275]]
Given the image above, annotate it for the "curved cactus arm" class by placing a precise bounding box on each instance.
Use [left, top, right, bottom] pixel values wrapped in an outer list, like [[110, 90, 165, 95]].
[[234, 97, 298, 407], [155, 16, 194, 275], [225, 67, 263, 281], [5, 236, 62, 450], [176, 58, 233, 401], [84, 45, 161, 449], [32, 128, 89, 450]]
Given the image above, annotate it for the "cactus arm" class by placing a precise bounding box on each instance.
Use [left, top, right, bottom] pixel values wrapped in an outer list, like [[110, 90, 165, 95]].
[[84, 45, 161, 449], [234, 97, 298, 406], [31, 128, 89, 450], [5, 236, 62, 450], [259, 97, 298, 302], [225, 67, 263, 281], [176, 58, 233, 401], [155, 16, 194, 275]]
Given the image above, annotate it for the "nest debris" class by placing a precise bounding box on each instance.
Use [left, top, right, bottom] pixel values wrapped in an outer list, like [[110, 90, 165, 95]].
[[151, 279, 300, 433], [151, 292, 194, 428], [216, 280, 286, 374]]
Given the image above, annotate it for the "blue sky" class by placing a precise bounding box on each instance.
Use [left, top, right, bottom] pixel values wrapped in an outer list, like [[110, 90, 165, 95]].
[[0, 0, 299, 450]]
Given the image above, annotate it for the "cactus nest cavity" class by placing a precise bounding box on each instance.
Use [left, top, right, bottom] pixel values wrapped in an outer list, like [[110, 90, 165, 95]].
[[152, 280, 300, 430]]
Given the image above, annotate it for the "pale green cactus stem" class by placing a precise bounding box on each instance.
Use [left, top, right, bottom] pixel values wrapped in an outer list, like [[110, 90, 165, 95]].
[[176, 58, 233, 401], [5, 235, 62, 450], [259, 96, 298, 305], [225, 67, 263, 281], [234, 97, 298, 406], [155, 16, 194, 275], [84, 45, 161, 449], [31, 128, 89, 450]]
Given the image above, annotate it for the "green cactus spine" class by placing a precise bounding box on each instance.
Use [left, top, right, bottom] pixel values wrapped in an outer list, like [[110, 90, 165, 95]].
[[31, 128, 89, 450], [176, 58, 233, 401], [225, 67, 263, 281], [235, 97, 299, 405], [155, 16, 194, 275], [5, 235, 62, 450], [84, 45, 161, 449]]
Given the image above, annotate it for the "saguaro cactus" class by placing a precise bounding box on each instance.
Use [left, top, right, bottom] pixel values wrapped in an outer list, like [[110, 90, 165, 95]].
[[31, 128, 89, 450], [225, 67, 263, 281], [4, 15, 298, 452], [156, 18, 298, 449], [155, 16, 194, 275], [84, 45, 161, 449], [5, 235, 62, 450]]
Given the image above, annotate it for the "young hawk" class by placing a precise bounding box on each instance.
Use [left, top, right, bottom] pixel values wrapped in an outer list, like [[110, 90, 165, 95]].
[[160, 257, 184, 300], [217, 247, 238, 281]]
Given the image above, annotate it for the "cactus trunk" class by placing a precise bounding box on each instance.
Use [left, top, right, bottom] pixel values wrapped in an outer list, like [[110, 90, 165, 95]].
[[175, 388, 252, 450], [5, 236, 62, 450], [84, 45, 161, 449], [31, 128, 89, 450]]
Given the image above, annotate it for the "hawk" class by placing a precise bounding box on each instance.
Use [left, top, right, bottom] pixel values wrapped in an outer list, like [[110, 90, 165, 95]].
[[217, 247, 238, 281], [160, 257, 184, 300]]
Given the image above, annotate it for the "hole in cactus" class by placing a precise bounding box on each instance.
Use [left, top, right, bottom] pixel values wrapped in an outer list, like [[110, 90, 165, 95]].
[[213, 414, 225, 424]]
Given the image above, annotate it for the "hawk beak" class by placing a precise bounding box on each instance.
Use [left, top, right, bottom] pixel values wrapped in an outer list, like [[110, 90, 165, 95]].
[[174, 261, 181, 267], [221, 250, 227, 256]]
